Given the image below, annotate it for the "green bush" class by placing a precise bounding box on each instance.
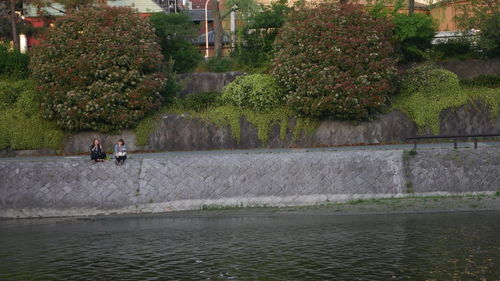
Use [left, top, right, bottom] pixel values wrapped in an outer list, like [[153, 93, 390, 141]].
[[149, 12, 202, 73], [393, 87, 500, 134], [431, 37, 482, 60], [207, 57, 234, 73], [222, 74, 284, 111], [0, 44, 29, 79], [30, 7, 168, 133], [173, 91, 222, 112], [460, 75, 500, 88], [400, 64, 460, 95], [272, 3, 397, 119], [394, 64, 500, 134], [393, 13, 437, 61], [0, 79, 64, 150], [0, 80, 33, 109], [196, 57, 236, 73]]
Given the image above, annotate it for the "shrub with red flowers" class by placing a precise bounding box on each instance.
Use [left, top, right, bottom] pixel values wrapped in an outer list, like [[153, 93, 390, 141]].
[[30, 7, 168, 132], [272, 3, 398, 120]]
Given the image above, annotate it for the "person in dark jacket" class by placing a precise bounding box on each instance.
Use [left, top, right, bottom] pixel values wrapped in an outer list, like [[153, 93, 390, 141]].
[[114, 139, 127, 165], [90, 139, 106, 162]]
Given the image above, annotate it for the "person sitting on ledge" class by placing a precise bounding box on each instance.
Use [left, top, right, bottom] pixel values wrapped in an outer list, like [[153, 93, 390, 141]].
[[90, 138, 106, 163], [114, 139, 127, 166]]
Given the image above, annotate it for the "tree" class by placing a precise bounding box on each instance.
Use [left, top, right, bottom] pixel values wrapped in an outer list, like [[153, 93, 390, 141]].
[[408, 0, 414, 15], [30, 7, 168, 132], [480, 12, 500, 56], [393, 13, 436, 61], [210, 0, 258, 57], [455, 0, 500, 56], [9, 0, 19, 51], [233, 0, 292, 69], [149, 12, 202, 73], [367, 0, 435, 61], [272, 3, 398, 119]]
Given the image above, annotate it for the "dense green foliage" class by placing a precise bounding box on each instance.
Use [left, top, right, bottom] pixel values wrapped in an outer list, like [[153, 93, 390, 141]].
[[149, 12, 202, 73], [0, 79, 64, 150], [173, 91, 222, 112], [393, 13, 436, 61], [0, 44, 29, 79], [30, 7, 168, 132], [460, 74, 500, 88], [367, 0, 404, 20], [393, 65, 500, 134], [431, 37, 482, 60], [479, 13, 500, 56], [196, 57, 237, 73], [455, 0, 500, 57], [367, 1, 436, 61], [233, 0, 292, 71], [400, 63, 460, 95], [222, 74, 284, 111], [272, 3, 397, 119]]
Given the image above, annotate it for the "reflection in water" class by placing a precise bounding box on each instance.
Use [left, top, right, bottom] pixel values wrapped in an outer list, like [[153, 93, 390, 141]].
[[0, 211, 499, 280]]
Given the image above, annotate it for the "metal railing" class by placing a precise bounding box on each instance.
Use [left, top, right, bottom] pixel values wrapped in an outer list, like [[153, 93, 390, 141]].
[[406, 133, 500, 150]]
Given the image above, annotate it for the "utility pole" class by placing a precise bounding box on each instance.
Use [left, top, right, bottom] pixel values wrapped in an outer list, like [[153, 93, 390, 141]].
[[408, 0, 415, 15], [210, 0, 223, 57], [9, 0, 19, 51]]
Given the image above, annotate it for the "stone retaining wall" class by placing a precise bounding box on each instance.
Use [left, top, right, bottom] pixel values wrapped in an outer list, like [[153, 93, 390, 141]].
[[177, 72, 244, 97], [437, 58, 500, 79], [54, 102, 499, 155], [0, 147, 498, 218]]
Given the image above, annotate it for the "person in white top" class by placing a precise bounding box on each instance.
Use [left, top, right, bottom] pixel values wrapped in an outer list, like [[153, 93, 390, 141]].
[[114, 139, 127, 166]]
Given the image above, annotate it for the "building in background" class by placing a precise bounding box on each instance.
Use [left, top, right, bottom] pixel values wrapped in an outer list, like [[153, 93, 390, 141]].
[[429, 0, 472, 31], [19, 0, 484, 56], [22, 0, 164, 50]]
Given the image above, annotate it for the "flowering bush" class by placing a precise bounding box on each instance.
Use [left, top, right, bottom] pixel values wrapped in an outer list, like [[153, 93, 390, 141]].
[[30, 7, 168, 132], [221, 74, 285, 111], [272, 3, 397, 119]]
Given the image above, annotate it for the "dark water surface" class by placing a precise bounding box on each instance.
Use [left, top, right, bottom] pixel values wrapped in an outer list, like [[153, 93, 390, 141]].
[[1, 211, 499, 281]]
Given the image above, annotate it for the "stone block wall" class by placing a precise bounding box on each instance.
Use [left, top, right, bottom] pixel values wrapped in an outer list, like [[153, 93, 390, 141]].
[[0, 147, 498, 218]]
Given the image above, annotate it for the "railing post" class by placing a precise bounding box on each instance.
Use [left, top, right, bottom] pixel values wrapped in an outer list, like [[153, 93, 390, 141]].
[[454, 139, 458, 149], [474, 138, 477, 149], [413, 140, 417, 150]]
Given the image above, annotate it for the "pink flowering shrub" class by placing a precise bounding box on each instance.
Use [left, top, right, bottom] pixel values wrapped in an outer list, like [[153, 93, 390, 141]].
[[272, 3, 398, 119], [30, 7, 168, 132]]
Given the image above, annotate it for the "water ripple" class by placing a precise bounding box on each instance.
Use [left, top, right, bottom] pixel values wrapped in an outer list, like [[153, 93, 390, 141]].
[[0, 211, 499, 280]]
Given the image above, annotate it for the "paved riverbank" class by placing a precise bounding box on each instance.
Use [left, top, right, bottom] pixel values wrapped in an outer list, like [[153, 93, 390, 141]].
[[2, 140, 499, 162], [1, 146, 498, 218]]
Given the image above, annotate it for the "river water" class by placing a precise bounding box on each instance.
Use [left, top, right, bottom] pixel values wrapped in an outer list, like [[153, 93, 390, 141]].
[[1, 210, 499, 281]]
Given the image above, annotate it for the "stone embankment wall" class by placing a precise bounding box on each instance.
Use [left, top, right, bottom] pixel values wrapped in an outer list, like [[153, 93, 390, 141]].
[[0, 147, 498, 218], [437, 58, 500, 79], [176, 72, 244, 97], [58, 102, 499, 154]]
